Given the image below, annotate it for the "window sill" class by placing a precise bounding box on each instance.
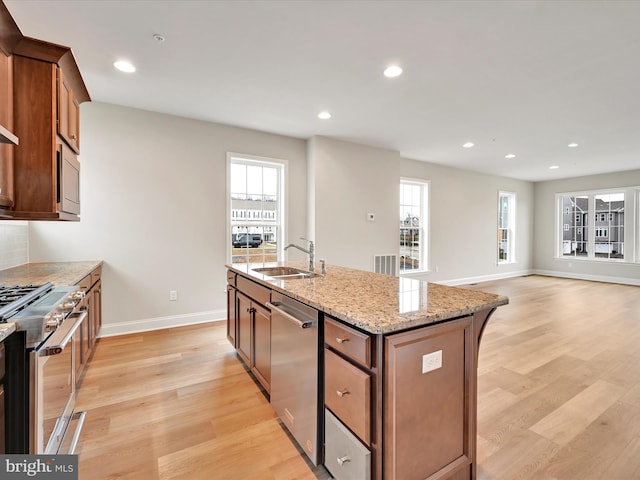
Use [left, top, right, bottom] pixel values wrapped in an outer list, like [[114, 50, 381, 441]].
[[497, 261, 517, 266], [554, 257, 637, 265]]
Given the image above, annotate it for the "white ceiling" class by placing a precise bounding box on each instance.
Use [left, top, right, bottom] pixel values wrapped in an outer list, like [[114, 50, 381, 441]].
[[6, 0, 640, 182]]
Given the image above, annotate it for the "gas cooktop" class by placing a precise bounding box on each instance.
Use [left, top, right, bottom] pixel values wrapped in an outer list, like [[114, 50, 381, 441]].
[[0, 283, 53, 322]]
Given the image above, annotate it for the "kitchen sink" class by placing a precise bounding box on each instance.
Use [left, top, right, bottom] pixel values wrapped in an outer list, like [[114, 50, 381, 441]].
[[252, 266, 322, 279]]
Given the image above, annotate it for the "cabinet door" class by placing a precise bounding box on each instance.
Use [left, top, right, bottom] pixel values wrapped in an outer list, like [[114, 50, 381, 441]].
[[226, 285, 237, 347], [251, 302, 270, 393], [90, 280, 102, 349], [57, 68, 79, 153], [58, 143, 80, 215], [0, 53, 14, 208], [236, 293, 252, 367], [384, 316, 473, 480]]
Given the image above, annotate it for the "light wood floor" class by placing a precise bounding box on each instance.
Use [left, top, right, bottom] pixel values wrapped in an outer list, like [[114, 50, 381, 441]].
[[75, 275, 640, 479]]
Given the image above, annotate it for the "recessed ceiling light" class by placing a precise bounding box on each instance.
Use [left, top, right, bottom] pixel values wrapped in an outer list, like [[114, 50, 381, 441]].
[[462, 142, 474, 148], [317, 111, 331, 120], [568, 142, 579, 148], [113, 60, 136, 73], [505, 154, 516, 159], [383, 65, 403, 78], [549, 165, 560, 170]]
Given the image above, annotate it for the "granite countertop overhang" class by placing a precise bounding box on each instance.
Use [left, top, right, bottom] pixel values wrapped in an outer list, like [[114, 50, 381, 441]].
[[0, 261, 103, 287], [227, 262, 509, 334]]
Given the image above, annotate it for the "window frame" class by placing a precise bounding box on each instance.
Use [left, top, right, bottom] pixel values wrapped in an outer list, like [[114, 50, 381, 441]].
[[399, 178, 429, 275], [498, 191, 517, 264], [226, 153, 286, 264], [555, 187, 638, 263]]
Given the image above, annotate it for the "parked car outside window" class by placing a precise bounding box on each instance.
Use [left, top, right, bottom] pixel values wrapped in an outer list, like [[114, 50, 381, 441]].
[[233, 234, 263, 248]]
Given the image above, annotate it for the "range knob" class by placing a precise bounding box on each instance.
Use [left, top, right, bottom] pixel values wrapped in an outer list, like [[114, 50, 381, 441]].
[[46, 312, 65, 328], [60, 301, 76, 311], [71, 291, 85, 301]]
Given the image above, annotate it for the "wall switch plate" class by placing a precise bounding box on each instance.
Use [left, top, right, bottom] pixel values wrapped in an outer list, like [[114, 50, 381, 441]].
[[367, 213, 375, 221], [422, 350, 442, 374], [169, 290, 178, 301]]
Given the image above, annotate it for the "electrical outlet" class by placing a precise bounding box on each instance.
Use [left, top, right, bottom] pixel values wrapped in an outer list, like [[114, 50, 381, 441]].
[[169, 290, 178, 301], [422, 350, 442, 374]]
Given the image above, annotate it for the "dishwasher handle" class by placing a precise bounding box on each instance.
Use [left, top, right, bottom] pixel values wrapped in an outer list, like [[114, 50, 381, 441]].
[[267, 301, 313, 329]]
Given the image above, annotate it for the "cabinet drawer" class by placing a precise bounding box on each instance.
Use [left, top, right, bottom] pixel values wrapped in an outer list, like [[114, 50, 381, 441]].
[[76, 273, 91, 292], [325, 409, 371, 480], [237, 275, 270, 307], [226, 269, 236, 286], [325, 317, 371, 368], [325, 348, 370, 444], [91, 265, 102, 285]]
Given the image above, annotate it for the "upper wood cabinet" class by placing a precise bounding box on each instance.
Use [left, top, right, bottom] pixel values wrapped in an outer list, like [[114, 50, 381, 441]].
[[0, 52, 15, 208], [57, 68, 80, 153], [0, 4, 90, 221]]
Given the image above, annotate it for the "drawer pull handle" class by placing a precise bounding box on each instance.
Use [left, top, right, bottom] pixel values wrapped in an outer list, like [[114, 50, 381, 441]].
[[337, 455, 351, 466], [335, 337, 349, 344], [336, 389, 350, 397]]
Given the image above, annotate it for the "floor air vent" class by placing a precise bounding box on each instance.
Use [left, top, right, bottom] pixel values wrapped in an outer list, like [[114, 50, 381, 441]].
[[374, 254, 398, 276]]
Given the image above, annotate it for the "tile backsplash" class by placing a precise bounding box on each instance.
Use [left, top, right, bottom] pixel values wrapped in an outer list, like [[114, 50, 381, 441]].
[[0, 221, 28, 270]]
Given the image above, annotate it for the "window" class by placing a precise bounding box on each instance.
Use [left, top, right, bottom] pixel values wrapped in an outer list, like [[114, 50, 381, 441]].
[[498, 192, 516, 263], [558, 190, 625, 261], [560, 195, 589, 257], [595, 193, 623, 259], [228, 154, 285, 264], [400, 179, 428, 272]]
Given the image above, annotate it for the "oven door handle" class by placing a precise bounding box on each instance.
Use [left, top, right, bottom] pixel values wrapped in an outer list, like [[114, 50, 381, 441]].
[[39, 311, 87, 357]]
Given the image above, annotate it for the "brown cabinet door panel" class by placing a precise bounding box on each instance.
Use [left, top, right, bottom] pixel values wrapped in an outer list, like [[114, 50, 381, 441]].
[[237, 293, 252, 367], [384, 316, 473, 480]]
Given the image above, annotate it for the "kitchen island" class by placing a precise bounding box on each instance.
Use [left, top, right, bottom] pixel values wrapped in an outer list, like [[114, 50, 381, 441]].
[[226, 261, 508, 480]]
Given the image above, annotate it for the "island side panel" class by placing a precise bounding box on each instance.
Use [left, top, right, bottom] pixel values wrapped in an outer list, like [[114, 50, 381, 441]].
[[384, 316, 474, 480]]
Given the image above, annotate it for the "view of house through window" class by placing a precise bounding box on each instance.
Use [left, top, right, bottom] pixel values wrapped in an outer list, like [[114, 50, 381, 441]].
[[400, 179, 428, 272], [229, 155, 284, 264], [498, 191, 516, 263], [559, 191, 624, 260]]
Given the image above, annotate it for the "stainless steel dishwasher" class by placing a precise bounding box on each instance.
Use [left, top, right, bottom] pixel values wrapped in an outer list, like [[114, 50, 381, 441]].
[[268, 291, 321, 465]]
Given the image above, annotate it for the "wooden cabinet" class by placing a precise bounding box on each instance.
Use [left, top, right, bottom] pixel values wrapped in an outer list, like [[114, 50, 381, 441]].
[[228, 271, 271, 394], [8, 53, 86, 220], [0, 52, 16, 208], [384, 316, 473, 480], [57, 68, 80, 153], [0, 5, 90, 220], [75, 265, 102, 388], [324, 316, 375, 480], [226, 271, 237, 348], [237, 292, 252, 366]]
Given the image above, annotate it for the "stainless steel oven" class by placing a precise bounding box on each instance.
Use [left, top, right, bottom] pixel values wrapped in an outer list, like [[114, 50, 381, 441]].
[[2, 284, 86, 454], [32, 309, 86, 454]]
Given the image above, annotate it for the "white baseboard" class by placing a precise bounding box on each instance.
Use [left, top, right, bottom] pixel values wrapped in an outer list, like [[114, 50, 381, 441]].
[[438, 269, 534, 286], [532, 269, 640, 287], [99, 309, 226, 338]]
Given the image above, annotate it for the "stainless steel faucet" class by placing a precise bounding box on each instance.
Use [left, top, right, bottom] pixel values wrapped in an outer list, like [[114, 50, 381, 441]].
[[284, 238, 315, 272]]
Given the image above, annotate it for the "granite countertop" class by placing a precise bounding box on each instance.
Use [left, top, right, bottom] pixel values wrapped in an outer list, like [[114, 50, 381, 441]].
[[0, 261, 103, 287], [0, 322, 15, 342], [227, 262, 508, 334]]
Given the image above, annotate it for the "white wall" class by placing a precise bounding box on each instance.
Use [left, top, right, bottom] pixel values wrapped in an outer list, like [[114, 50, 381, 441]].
[[533, 169, 640, 284], [400, 158, 534, 284], [28, 102, 308, 335], [310, 136, 400, 271]]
